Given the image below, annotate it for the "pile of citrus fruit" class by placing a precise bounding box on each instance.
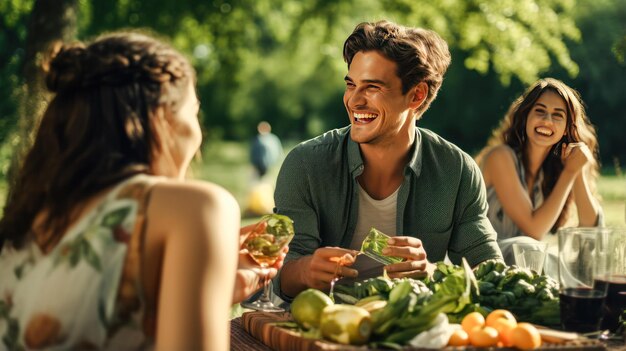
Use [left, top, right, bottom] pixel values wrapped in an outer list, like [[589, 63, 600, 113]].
[[291, 288, 372, 345], [449, 309, 542, 349], [290, 288, 334, 329]]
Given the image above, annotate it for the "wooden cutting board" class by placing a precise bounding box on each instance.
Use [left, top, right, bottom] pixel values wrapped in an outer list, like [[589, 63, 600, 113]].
[[241, 311, 608, 351], [241, 311, 366, 350]]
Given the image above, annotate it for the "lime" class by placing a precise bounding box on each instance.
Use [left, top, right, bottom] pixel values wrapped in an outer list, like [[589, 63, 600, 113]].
[[319, 304, 371, 345], [291, 289, 333, 329], [245, 236, 272, 251]]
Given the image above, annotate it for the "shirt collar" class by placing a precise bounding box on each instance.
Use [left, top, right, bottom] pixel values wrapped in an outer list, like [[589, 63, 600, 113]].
[[346, 127, 423, 178]]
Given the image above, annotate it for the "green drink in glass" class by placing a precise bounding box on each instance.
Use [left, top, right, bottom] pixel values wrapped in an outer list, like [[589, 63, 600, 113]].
[[241, 214, 294, 312], [359, 227, 403, 265]]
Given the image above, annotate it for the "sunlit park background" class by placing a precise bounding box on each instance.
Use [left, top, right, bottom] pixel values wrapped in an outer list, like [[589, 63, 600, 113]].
[[0, 0, 624, 226]]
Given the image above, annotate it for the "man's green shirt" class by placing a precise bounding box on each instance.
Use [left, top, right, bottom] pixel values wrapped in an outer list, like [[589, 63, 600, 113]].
[[273, 126, 502, 299]]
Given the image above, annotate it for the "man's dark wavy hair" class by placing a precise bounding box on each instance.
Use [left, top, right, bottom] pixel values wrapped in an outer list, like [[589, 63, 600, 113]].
[[343, 20, 451, 116]]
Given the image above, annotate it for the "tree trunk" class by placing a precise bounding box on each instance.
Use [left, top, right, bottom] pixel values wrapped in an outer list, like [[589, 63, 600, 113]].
[[7, 0, 78, 187]]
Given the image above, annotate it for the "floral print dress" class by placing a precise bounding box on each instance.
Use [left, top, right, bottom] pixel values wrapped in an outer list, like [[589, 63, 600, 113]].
[[0, 175, 158, 351]]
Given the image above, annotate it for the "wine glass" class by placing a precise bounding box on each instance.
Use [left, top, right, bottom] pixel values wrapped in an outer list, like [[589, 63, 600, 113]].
[[241, 214, 294, 312], [328, 254, 357, 302]]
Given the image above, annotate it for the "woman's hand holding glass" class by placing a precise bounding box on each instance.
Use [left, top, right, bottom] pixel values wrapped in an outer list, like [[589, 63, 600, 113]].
[[239, 214, 294, 312], [233, 221, 288, 304]]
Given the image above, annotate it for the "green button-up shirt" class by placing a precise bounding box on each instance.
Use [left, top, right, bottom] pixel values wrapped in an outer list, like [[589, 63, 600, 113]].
[[273, 126, 502, 299]]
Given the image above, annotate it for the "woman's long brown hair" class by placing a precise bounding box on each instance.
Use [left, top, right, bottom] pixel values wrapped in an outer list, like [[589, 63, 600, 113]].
[[476, 78, 600, 232], [0, 31, 194, 251]]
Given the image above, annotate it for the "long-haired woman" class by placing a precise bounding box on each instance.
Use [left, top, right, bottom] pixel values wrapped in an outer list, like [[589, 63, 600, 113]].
[[475, 78, 602, 264]]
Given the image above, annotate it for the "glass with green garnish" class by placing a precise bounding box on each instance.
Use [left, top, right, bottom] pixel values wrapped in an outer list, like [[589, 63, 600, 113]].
[[359, 227, 403, 265], [241, 214, 294, 312]]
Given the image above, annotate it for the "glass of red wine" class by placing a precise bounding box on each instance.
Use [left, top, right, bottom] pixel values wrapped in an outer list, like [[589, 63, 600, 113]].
[[594, 228, 626, 332], [557, 227, 610, 333]]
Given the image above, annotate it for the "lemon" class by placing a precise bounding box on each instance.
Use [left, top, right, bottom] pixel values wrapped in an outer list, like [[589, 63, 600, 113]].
[[291, 289, 333, 329], [319, 304, 371, 345]]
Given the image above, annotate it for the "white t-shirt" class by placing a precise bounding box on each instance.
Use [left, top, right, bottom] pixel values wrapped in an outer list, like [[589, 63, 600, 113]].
[[346, 182, 399, 281]]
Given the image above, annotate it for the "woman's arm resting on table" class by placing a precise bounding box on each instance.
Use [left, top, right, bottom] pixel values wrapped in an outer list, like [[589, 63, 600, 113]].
[[483, 146, 581, 240]]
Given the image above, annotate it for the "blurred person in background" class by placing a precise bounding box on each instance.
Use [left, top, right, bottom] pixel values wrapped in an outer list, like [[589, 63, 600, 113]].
[[475, 78, 603, 266], [0, 31, 281, 351], [250, 121, 283, 179], [245, 121, 284, 216]]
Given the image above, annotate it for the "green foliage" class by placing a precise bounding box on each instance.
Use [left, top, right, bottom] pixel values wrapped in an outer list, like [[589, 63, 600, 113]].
[[544, 0, 626, 165], [0, 0, 34, 145], [1, 0, 625, 171], [385, 0, 580, 85], [0, 0, 33, 27], [72, 0, 587, 141]]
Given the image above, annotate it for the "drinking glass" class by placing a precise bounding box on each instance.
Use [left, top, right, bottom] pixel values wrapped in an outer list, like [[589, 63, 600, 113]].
[[513, 242, 548, 275], [595, 228, 626, 332], [241, 214, 294, 312], [359, 228, 403, 265], [558, 227, 610, 332]]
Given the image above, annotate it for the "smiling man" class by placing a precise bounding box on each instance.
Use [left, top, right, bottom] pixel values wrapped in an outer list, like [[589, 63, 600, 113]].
[[273, 20, 503, 300]]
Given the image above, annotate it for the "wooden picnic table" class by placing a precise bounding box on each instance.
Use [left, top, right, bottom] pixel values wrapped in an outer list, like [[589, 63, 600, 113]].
[[231, 317, 273, 351], [230, 312, 626, 351]]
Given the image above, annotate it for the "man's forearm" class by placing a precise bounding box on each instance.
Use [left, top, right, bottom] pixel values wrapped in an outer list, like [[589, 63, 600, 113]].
[[280, 256, 312, 298]]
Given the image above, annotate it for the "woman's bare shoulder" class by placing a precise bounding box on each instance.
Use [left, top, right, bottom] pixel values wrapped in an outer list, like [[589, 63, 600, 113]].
[[148, 179, 240, 222], [485, 144, 515, 158], [483, 145, 517, 166], [153, 179, 236, 202], [481, 145, 518, 185]]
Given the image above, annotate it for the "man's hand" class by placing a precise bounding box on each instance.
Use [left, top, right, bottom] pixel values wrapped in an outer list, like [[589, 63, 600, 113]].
[[301, 247, 359, 290], [382, 236, 435, 279]]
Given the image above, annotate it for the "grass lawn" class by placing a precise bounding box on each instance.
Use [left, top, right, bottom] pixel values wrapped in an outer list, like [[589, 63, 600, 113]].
[[597, 174, 626, 227]]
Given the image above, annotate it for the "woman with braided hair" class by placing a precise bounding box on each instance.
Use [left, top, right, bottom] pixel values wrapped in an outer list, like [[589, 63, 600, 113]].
[[0, 32, 272, 350]]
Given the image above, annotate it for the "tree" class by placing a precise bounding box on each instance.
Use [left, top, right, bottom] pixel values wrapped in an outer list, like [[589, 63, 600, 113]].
[[3, 0, 623, 171], [0, 0, 33, 146], [176, 0, 584, 140], [5, 0, 79, 187]]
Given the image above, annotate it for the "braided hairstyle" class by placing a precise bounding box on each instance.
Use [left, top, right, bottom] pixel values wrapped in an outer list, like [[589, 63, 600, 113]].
[[0, 31, 195, 251]]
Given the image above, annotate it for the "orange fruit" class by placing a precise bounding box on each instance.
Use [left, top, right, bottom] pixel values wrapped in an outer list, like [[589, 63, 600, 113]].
[[461, 312, 485, 334], [486, 309, 517, 327], [511, 322, 542, 350], [468, 326, 499, 348], [447, 328, 470, 347], [491, 318, 517, 347]]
